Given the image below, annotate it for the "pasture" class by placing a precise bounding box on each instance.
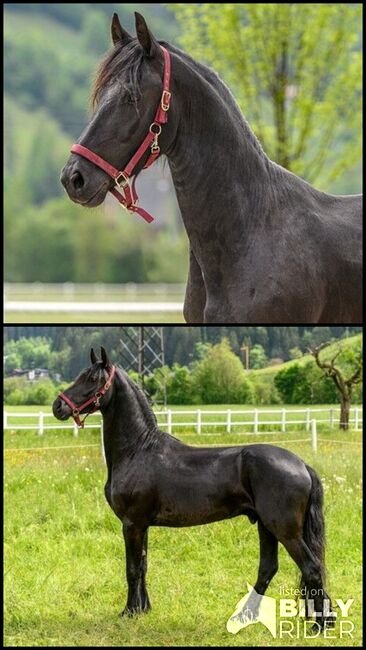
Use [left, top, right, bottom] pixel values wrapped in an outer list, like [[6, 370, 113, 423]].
[[4, 421, 362, 647]]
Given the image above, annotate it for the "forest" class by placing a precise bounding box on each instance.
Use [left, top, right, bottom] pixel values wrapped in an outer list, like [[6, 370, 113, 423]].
[[4, 326, 361, 376]]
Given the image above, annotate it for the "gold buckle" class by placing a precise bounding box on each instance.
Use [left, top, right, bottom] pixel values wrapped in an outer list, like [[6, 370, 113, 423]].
[[161, 90, 171, 111], [115, 171, 129, 188]]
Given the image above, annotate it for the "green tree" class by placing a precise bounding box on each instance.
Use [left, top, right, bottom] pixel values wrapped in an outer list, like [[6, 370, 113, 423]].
[[289, 347, 303, 360], [309, 342, 362, 429], [170, 3, 361, 188], [192, 339, 254, 404], [274, 364, 311, 404], [249, 344, 267, 369]]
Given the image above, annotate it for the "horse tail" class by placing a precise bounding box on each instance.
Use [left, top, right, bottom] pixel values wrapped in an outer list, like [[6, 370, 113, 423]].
[[300, 465, 326, 603]]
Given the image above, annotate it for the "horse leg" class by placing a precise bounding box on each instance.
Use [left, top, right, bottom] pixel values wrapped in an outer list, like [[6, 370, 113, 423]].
[[183, 248, 206, 323], [254, 520, 279, 594], [121, 519, 151, 616], [281, 537, 334, 630], [137, 529, 151, 612], [242, 520, 278, 622]]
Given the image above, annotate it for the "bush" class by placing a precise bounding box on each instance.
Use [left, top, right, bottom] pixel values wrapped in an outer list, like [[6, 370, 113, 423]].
[[4, 377, 58, 405], [192, 339, 254, 404], [274, 364, 311, 404]]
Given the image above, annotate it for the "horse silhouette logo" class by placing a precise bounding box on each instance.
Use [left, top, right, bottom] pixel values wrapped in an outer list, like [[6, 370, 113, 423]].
[[227, 583, 277, 637]]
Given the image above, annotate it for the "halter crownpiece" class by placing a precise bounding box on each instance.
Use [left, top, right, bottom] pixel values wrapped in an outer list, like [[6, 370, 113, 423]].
[[58, 365, 116, 428], [70, 46, 172, 224]]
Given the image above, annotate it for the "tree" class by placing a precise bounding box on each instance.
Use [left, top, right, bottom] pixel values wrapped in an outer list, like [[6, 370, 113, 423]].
[[274, 364, 311, 404], [309, 342, 362, 430], [249, 344, 268, 369], [192, 339, 254, 404], [170, 3, 361, 189]]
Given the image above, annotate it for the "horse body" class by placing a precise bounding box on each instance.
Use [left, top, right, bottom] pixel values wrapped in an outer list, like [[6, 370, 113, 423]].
[[107, 437, 311, 531], [166, 48, 362, 323], [53, 349, 334, 628]]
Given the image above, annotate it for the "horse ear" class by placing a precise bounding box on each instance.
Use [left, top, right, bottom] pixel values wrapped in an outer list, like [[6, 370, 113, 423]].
[[111, 13, 133, 47], [134, 11, 158, 57], [90, 348, 98, 365], [100, 346, 111, 368]]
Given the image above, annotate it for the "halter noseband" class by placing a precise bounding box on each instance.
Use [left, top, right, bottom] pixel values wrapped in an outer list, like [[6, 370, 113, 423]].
[[58, 365, 116, 429], [70, 46, 172, 224]]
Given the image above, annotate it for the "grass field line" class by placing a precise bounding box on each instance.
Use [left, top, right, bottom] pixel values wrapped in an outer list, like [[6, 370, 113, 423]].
[[4, 443, 100, 452], [5, 436, 363, 453], [316, 438, 363, 445], [4, 437, 313, 451]]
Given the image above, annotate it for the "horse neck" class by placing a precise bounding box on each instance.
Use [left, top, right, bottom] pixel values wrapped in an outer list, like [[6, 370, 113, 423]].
[[101, 369, 159, 463], [166, 50, 275, 244]]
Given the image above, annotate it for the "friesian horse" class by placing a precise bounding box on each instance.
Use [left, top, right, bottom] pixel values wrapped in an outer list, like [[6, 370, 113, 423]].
[[52, 347, 334, 630], [60, 12, 362, 324]]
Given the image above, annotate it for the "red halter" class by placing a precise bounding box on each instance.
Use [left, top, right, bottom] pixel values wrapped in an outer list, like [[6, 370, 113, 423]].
[[70, 46, 172, 224], [58, 365, 116, 429]]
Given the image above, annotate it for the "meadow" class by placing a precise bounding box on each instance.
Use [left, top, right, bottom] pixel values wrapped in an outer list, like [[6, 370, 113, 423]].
[[4, 420, 362, 647]]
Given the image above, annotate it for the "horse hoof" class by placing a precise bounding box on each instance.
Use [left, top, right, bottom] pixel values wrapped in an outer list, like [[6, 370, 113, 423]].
[[120, 604, 151, 618]]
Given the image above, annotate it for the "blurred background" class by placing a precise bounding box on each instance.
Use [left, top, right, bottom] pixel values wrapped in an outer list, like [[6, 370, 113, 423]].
[[4, 3, 362, 322]]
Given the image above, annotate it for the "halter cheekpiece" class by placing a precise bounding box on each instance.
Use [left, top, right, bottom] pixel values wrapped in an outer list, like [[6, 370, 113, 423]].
[[58, 365, 116, 428], [70, 46, 172, 223]]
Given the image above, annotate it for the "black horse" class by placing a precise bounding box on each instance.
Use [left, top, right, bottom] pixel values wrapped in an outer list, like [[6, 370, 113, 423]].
[[52, 347, 334, 629], [60, 12, 362, 324]]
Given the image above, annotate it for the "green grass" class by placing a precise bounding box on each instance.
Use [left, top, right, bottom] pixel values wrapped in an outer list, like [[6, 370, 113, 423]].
[[4, 425, 362, 646]]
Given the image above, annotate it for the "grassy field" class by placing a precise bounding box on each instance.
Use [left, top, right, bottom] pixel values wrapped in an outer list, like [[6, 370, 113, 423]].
[[4, 422, 362, 647]]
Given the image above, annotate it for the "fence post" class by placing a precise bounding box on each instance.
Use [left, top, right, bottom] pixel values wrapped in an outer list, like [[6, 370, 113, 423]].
[[354, 407, 359, 431], [100, 418, 106, 464], [329, 408, 334, 430], [197, 409, 202, 435], [254, 409, 258, 434], [167, 409, 172, 435], [311, 419, 317, 452], [73, 420, 78, 437], [226, 409, 231, 434], [281, 408, 286, 433], [4, 410, 7, 430], [306, 408, 310, 432], [38, 411, 44, 436]]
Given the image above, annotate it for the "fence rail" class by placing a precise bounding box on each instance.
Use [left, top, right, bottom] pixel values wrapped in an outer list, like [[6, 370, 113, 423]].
[[4, 406, 363, 438]]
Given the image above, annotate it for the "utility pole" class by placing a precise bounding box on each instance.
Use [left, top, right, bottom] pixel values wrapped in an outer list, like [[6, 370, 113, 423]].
[[120, 327, 167, 406]]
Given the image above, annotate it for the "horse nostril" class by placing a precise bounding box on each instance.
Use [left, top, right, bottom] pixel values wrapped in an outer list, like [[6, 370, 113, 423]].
[[71, 171, 84, 191]]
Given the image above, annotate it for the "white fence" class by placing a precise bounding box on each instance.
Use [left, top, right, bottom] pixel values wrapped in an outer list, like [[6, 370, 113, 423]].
[[4, 406, 363, 437]]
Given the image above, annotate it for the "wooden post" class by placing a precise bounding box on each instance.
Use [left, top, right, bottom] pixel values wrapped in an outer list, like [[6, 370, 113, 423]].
[[197, 409, 202, 435], [226, 409, 232, 434], [281, 408, 286, 433], [38, 411, 44, 436], [306, 408, 310, 432], [311, 419, 317, 452], [254, 409, 258, 434], [100, 419, 106, 464], [167, 409, 172, 435]]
